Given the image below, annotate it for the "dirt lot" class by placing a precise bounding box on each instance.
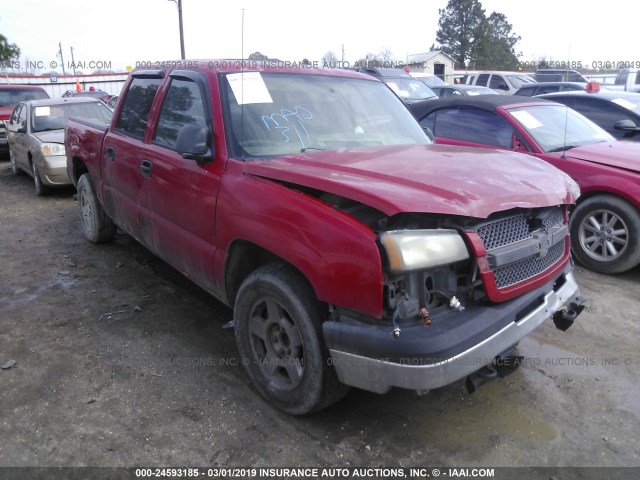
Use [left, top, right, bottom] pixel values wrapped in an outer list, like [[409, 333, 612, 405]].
[[1, 158, 639, 471]]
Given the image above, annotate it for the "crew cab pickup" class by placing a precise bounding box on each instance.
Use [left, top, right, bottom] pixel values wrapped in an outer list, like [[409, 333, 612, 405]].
[[65, 61, 584, 414]]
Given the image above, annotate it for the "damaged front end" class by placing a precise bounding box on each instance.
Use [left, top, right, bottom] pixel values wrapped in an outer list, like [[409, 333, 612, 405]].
[[323, 205, 585, 395]]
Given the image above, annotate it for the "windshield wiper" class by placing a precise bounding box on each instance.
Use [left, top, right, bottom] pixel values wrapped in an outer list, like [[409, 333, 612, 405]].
[[547, 145, 576, 153]]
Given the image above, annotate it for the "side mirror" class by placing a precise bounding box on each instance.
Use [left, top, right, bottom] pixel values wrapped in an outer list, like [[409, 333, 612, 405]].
[[613, 119, 638, 131], [17, 125, 27, 134], [497, 82, 508, 90], [176, 124, 214, 162], [422, 126, 435, 142], [512, 133, 528, 152]]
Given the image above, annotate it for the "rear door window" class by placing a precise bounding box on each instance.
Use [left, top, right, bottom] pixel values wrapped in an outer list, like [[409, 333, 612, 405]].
[[115, 77, 161, 139]]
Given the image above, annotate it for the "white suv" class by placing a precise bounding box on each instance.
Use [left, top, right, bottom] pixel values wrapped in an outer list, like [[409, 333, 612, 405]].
[[464, 71, 536, 95]]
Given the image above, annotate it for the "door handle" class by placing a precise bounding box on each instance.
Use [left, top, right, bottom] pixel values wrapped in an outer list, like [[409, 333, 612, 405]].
[[106, 146, 115, 161], [140, 159, 153, 177]]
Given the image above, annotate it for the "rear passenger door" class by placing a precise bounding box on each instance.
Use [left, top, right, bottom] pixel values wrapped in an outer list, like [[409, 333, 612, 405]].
[[138, 70, 221, 291], [102, 72, 163, 237]]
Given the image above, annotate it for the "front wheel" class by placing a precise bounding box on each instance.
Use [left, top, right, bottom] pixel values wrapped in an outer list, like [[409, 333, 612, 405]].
[[234, 264, 349, 415], [9, 148, 20, 175], [32, 161, 49, 196], [570, 195, 640, 274], [77, 173, 116, 243]]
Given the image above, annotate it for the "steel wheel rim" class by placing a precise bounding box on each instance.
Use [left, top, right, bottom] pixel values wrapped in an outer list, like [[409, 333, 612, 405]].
[[578, 208, 629, 262], [79, 186, 94, 237], [248, 296, 305, 391]]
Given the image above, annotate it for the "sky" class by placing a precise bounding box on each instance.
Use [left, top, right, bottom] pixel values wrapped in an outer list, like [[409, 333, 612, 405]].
[[0, 0, 636, 74]]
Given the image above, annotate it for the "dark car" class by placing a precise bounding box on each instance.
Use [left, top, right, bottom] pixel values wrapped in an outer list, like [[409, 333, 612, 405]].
[[0, 85, 50, 157], [431, 84, 499, 97], [63, 90, 111, 103], [534, 69, 589, 83], [515, 82, 592, 96], [537, 91, 640, 140], [409, 95, 640, 274], [355, 67, 438, 103]]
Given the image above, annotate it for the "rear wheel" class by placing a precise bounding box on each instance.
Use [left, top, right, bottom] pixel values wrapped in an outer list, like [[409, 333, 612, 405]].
[[77, 173, 116, 243], [570, 195, 640, 273], [234, 264, 349, 414]]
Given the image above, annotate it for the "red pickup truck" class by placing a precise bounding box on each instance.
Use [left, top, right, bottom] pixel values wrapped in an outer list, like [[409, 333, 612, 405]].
[[65, 61, 584, 414]]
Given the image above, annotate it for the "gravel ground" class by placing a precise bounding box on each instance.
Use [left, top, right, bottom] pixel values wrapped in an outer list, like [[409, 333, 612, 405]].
[[1, 158, 639, 473]]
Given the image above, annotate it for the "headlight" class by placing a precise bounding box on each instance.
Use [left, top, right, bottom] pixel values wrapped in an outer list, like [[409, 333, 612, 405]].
[[41, 143, 66, 156], [380, 229, 469, 273]]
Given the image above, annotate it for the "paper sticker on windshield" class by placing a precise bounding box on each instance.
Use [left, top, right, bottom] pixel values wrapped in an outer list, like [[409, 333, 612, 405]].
[[511, 110, 543, 129], [34, 106, 51, 117], [611, 98, 638, 111], [227, 72, 273, 105]]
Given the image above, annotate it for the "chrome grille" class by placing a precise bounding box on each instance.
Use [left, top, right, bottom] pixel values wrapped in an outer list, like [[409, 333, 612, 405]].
[[474, 207, 566, 289], [493, 241, 565, 288], [542, 207, 564, 230], [477, 214, 529, 250]]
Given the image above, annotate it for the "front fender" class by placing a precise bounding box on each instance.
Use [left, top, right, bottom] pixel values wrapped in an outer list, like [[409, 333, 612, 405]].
[[215, 161, 385, 319]]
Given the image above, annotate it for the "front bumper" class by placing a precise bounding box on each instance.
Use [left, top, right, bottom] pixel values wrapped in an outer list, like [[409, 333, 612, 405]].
[[38, 154, 72, 186], [324, 268, 582, 394]]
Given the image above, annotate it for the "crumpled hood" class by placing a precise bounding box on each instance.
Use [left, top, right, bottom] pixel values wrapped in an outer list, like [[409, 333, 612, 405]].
[[33, 129, 65, 144], [565, 141, 640, 173], [243, 144, 576, 218]]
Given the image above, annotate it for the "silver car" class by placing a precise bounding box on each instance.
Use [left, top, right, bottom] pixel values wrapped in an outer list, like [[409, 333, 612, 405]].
[[6, 97, 112, 195]]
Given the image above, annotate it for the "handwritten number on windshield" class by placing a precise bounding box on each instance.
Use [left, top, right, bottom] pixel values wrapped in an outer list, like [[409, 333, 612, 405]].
[[262, 106, 313, 149]]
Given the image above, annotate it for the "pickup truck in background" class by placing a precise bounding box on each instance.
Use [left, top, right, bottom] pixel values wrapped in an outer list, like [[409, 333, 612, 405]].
[[608, 68, 640, 92], [65, 62, 584, 414]]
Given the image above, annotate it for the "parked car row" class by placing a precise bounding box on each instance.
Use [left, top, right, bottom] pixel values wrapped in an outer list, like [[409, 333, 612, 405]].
[[409, 95, 640, 274]]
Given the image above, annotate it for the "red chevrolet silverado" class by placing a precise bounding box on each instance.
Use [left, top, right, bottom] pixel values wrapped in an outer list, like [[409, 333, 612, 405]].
[[65, 61, 584, 414]]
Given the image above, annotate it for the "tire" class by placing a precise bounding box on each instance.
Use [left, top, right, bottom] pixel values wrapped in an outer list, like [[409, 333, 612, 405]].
[[77, 173, 116, 243], [570, 195, 640, 274], [31, 161, 50, 196], [234, 264, 349, 415], [9, 148, 20, 175]]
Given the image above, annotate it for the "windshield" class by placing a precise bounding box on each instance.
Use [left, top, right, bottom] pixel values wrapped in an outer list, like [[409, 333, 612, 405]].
[[415, 76, 446, 87], [222, 72, 430, 158], [506, 75, 536, 89], [0, 89, 49, 107], [31, 101, 113, 132], [508, 105, 614, 152], [384, 78, 437, 102]]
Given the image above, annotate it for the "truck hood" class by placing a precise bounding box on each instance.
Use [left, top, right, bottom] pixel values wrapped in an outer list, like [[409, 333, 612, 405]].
[[565, 141, 640, 173], [243, 144, 576, 218]]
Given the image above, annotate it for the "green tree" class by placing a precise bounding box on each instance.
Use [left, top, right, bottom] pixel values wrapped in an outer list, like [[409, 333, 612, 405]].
[[0, 34, 20, 62], [248, 51, 268, 60], [473, 12, 521, 70], [436, 0, 521, 70], [435, 0, 485, 68]]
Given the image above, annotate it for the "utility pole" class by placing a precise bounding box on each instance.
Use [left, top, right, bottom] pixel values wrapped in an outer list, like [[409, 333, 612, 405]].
[[58, 42, 66, 75], [70, 46, 76, 75], [169, 0, 186, 59]]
